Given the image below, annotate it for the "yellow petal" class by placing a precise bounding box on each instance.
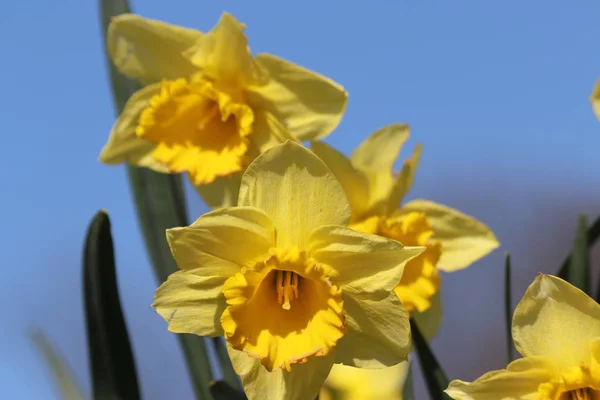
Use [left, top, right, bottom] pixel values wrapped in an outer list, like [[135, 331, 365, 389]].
[[184, 12, 260, 87], [335, 290, 410, 368], [153, 271, 226, 336], [322, 361, 408, 400], [238, 141, 351, 249], [311, 141, 371, 221], [247, 110, 298, 158], [308, 225, 424, 295], [166, 207, 275, 276], [98, 83, 168, 172], [412, 289, 443, 340], [246, 53, 347, 141], [387, 143, 422, 212], [108, 14, 201, 84], [228, 344, 335, 400], [350, 124, 410, 214], [401, 199, 499, 272], [591, 78, 600, 122], [512, 274, 600, 371], [195, 173, 242, 209], [445, 356, 557, 400]]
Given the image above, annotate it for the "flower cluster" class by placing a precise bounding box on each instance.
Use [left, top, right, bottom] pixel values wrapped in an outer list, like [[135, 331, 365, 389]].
[[97, 10, 600, 400]]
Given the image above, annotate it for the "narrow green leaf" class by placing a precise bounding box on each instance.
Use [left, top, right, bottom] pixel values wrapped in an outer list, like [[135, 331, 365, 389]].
[[401, 360, 415, 400], [557, 215, 600, 283], [98, 1, 218, 398], [566, 214, 590, 293], [209, 381, 246, 400], [504, 252, 513, 364], [410, 319, 451, 400], [83, 210, 140, 400], [31, 330, 86, 400]]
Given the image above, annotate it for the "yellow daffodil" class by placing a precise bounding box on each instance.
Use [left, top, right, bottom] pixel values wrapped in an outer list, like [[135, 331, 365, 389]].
[[312, 124, 499, 338], [321, 360, 409, 400], [590, 79, 600, 121], [99, 12, 347, 207], [152, 141, 424, 400], [446, 274, 600, 400]]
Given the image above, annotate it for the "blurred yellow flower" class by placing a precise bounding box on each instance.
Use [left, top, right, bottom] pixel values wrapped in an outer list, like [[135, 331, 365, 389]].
[[321, 361, 409, 400], [590, 79, 600, 122], [446, 274, 600, 400], [99, 13, 347, 205], [312, 124, 499, 338], [153, 141, 424, 400]]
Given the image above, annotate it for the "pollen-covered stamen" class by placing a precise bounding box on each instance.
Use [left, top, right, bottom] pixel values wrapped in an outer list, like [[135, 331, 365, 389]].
[[568, 388, 593, 400], [276, 270, 299, 310]]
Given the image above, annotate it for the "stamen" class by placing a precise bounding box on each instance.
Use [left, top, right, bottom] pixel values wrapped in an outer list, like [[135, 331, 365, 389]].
[[569, 388, 592, 400], [276, 271, 299, 310]]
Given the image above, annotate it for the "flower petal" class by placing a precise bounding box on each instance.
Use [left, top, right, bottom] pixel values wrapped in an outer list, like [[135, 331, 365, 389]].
[[153, 271, 226, 336], [184, 12, 260, 87], [246, 53, 347, 141], [401, 199, 499, 272], [591, 78, 600, 122], [350, 124, 410, 214], [445, 356, 557, 400], [228, 344, 335, 400], [195, 173, 242, 209], [335, 291, 410, 368], [322, 361, 408, 400], [248, 111, 298, 157], [238, 141, 351, 249], [166, 207, 275, 276], [512, 274, 600, 371], [98, 83, 168, 172], [108, 14, 201, 84], [311, 141, 371, 221], [309, 225, 424, 295], [412, 289, 443, 340], [387, 143, 422, 212]]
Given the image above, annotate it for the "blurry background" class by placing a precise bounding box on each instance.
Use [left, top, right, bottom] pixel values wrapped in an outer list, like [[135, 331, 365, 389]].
[[3, 0, 600, 398]]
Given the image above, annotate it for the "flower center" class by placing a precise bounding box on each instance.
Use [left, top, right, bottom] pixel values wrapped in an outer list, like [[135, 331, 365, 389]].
[[566, 388, 594, 400], [351, 212, 442, 313], [220, 247, 346, 371], [276, 270, 300, 310], [137, 78, 254, 185]]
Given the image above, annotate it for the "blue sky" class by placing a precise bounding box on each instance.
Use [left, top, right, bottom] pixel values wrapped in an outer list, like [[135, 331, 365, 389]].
[[2, 1, 600, 399]]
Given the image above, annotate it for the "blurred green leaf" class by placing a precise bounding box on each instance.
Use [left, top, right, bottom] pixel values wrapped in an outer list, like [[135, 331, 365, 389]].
[[410, 319, 451, 400], [84, 210, 140, 400], [97, 1, 219, 397], [566, 214, 590, 293], [504, 252, 513, 364], [557, 215, 600, 287], [32, 331, 86, 400], [209, 381, 246, 400], [401, 360, 415, 400]]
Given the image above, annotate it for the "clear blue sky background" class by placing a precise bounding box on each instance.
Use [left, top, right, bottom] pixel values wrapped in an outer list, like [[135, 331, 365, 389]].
[[3, 1, 600, 399]]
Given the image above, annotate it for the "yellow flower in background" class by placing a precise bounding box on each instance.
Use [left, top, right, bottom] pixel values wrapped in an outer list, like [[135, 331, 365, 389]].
[[99, 12, 347, 207], [446, 274, 600, 400], [590, 79, 600, 122], [153, 141, 424, 400], [312, 124, 499, 338], [321, 361, 409, 400]]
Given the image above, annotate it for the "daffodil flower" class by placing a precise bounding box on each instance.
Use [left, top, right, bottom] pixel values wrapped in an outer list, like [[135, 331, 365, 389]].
[[446, 274, 600, 400], [312, 124, 499, 338], [590, 79, 600, 122], [99, 12, 347, 207], [152, 141, 424, 400], [321, 360, 408, 400]]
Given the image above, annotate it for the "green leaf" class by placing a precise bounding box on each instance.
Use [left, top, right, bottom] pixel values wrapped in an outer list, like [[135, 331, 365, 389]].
[[97, 1, 217, 398], [209, 381, 246, 400], [409, 319, 451, 400], [504, 252, 513, 364], [401, 360, 415, 400], [31, 330, 86, 400], [566, 214, 590, 293], [557, 215, 600, 287], [83, 210, 140, 400]]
